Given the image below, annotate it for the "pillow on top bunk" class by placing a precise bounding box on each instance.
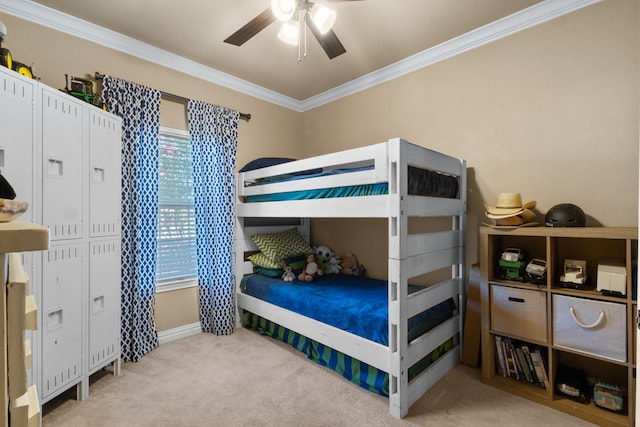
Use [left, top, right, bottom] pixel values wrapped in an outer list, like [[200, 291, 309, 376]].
[[239, 157, 322, 176], [239, 157, 295, 172], [251, 227, 313, 267]]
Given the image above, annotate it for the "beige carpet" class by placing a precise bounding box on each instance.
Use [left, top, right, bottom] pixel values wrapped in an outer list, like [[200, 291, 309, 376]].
[[42, 329, 595, 427]]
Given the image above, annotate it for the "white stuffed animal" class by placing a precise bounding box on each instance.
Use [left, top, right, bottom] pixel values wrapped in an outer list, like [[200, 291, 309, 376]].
[[327, 256, 342, 275], [314, 245, 335, 275], [282, 265, 296, 282]]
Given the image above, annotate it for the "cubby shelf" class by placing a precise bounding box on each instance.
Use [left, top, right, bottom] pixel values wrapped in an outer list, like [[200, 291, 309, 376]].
[[480, 226, 638, 427]]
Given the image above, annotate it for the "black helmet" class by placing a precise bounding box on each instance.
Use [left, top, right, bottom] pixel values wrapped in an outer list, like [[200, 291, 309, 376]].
[[545, 204, 586, 227], [0, 173, 16, 200]]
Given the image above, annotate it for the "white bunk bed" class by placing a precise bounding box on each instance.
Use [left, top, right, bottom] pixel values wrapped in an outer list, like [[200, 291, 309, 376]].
[[234, 137, 467, 418]]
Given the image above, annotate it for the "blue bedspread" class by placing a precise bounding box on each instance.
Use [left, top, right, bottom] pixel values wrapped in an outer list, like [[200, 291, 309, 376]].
[[241, 274, 456, 346], [245, 167, 388, 203], [246, 183, 388, 203]]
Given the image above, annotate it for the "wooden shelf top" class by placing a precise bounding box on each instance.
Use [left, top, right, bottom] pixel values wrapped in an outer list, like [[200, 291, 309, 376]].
[[480, 226, 638, 240], [0, 221, 49, 254]]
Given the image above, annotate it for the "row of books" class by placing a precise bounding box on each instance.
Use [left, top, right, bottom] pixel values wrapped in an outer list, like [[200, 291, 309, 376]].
[[494, 335, 550, 389]]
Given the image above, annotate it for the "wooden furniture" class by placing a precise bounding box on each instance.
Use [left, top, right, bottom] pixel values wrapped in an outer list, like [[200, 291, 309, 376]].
[[0, 66, 122, 405], [236, 138, 467, 418], [480, 226, 638, 427], [1, 221, 49, 427]]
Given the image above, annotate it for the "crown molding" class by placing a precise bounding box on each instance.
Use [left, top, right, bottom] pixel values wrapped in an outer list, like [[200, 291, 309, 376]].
[[300, 0, 602, 111], [0, 0, 601, 113]]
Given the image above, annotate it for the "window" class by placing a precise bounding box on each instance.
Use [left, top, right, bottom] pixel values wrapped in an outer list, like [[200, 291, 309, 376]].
[[156, 127, 198, 291]]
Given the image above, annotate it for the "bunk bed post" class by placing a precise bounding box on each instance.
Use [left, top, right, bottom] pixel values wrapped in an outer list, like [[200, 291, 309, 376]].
[[387, 138, 410, 418], [388, 260, 409, 418], [234, 172, 242, 329], [456, 160, 467, 355]]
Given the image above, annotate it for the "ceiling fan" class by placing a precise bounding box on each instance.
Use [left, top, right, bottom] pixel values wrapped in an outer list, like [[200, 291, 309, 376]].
[[224, 0, 361, 61]]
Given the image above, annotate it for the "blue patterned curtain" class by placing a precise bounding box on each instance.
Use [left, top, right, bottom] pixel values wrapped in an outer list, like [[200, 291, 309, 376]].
[[102, 76, 161, 362], [187, 100, 238, 335]]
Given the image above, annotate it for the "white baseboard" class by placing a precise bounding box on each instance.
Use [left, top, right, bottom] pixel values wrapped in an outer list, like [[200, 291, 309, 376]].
[[157, 322, 202, 345]]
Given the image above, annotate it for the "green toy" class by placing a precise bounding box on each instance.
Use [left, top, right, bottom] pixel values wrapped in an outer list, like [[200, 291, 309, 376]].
[[63, 74, 103, 108]]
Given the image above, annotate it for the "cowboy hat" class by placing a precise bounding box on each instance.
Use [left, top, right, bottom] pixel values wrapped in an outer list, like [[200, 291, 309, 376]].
[[482, 209, 538, 229], [485, 192, 536, 219]]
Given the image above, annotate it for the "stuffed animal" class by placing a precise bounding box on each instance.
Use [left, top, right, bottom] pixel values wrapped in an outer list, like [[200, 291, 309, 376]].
[[298, 253, 323, 282], [314, 245, 335, 275], [282, 265, 296, 282], [340, 252, 365, 276], [327, 256, 342, 275]]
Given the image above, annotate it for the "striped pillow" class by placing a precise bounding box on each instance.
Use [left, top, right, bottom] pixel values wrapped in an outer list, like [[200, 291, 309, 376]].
[[251, 228, 313, 265], [248, 252, 283, 270]]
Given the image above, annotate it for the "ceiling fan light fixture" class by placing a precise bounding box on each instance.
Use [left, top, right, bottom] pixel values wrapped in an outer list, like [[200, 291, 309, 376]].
[[271, 0, 298, 22], [309, 3, 336, 35], [277, 21, 299, 46]]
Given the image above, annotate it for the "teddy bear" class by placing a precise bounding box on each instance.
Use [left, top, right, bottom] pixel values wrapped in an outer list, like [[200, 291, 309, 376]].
[[327, 256, 342, 275], [340, 252, 364, 276], [314, 245, 335, 275], [298, 253, 323, 282], [281, 265, 296, 282]]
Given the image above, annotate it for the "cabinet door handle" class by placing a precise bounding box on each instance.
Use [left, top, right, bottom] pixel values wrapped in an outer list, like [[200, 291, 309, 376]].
[[48, 158, 64, 177], [569, 306, 606, 329], [93, 167, 105, 183], [508, 297, 525, 303]]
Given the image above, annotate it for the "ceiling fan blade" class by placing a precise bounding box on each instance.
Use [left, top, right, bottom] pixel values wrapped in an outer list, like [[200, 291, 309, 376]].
[[224, 8, 276, 46], [305, 15, 346, 59]]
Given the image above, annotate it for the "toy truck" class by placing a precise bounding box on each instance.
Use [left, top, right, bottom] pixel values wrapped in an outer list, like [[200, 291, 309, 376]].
[[525, 258, 547, 284], [499, 248, 527, 281], [594, 382, 623, 411], [62, 74, 103, 107], [560, 259, 586, 284], [560, 259, 590, 290]]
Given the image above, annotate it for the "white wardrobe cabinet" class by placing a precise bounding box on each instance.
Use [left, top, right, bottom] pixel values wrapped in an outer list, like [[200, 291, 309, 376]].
[[0, 69, 36, 223], [0, 66, 123, 406], [87, 109, 122, 379], [40, 87, 84, 241], [88, 239, 121, 375], [40, 243, 84, 401], [0, 61, 39, 402], [89, 110, 122, 238]]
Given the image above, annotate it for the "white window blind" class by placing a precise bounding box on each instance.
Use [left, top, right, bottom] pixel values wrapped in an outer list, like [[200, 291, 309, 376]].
[[156, 128, 198, 285]]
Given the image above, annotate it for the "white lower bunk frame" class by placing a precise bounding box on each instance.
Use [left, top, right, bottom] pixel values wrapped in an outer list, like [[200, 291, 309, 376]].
[[235, 137, 467, 418]]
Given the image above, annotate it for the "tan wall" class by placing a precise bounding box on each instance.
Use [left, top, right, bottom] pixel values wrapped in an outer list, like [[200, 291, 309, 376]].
[[154, 287, 200, 331], [303, 0, 639, 277], [2, 0, 638, 331]]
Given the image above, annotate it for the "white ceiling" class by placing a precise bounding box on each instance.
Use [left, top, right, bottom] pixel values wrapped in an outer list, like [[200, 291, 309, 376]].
[[3, 0, 601, 109]]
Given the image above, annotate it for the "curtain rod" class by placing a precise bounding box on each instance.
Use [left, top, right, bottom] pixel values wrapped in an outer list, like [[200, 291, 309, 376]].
[[94, 72, 251, 122]]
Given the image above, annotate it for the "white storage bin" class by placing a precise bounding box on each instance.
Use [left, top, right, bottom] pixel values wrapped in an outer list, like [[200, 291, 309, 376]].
[[491, 285, 547, 343], [553, 294, 626, 362]]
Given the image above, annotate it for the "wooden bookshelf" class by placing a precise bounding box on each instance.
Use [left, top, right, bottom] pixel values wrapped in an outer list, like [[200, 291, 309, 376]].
[[480, 226, 638, 427], [1, 221, 49, 427]]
